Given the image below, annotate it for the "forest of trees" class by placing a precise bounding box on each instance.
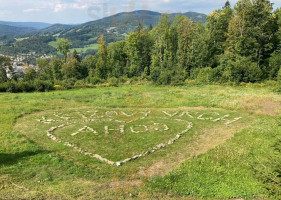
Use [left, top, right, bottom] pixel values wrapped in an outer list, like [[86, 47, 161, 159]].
[[0, 0, 281, 92]]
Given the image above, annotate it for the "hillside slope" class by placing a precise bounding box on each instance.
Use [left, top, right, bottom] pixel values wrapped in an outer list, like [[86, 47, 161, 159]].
[[0, 21, 51, 29], [0, 24, 36, 35], [0, 10, 207, 55]]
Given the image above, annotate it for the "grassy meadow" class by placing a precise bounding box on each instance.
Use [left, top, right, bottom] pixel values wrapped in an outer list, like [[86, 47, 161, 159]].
[[0, 85, 280, 199]]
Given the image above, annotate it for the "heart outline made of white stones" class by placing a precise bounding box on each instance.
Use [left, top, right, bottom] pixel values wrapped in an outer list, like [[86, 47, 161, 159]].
[[45, 117, 193, 166]]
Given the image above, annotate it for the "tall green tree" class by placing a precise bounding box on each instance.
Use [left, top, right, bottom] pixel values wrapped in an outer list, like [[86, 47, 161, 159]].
[[23, 67, 37, 82], [57, 38, 72, 62], [95, 34, 108, 79], [125, 23, 152, 77], [226, 0, 276, 68], [186, 23, 210, 72], [50, 57, 63, 81], [36, 58, 52, 80], [72, 49, 81, 62], [174, 16, 195, 81], [62, 58, 82, 80], [0, 56, 10, 83], [207, 5, 233, 67], [150, 14, 175, 84], [108, 41, 127, 78]]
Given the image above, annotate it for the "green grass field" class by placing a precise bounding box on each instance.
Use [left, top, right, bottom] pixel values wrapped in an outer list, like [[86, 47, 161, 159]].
[[0, 85, 280, 199], [48, 41, 99, 54]]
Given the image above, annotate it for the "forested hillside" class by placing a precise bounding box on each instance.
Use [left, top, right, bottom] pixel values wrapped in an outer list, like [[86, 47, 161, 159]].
[[0, 21, 51, 29], [0, 10, 206, 56], [0, 24, 36, 36], [0, 0, 281, 92]]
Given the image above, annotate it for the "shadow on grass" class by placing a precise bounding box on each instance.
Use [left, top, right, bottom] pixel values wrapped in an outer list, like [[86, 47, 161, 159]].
[[0, 150, 47, 166]]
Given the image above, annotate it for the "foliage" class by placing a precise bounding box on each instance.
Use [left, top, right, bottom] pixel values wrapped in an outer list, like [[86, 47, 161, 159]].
[[0, 56, 11, 83], [56, 38, 72, 62], [0, 36, 56, 55], [95, 35, 108, 79], [2, 0, 281, 90], [269, 51, 281, 79]]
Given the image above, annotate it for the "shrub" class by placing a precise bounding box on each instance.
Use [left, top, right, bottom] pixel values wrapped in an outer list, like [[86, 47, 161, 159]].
[[0, 82, 8, 92], [74, 80, 86, 87], [244, 63, 263, 82], [224, 57, 262, 83], [6, 81, 16, 93], [150, 66, 161, 83], [158, 71, 172, 85], [16, 81, 35, 92], [90, 77, 103, 85], [197, 67, 214, 83], [278, 67, 281, 81], [34, 80, 54, 92], [108, 77, 119, 87], [189, 68, 200, 80], [269, 52, 281, 79]]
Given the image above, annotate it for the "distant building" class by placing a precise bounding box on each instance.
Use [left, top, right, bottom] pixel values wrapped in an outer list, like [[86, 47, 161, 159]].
[[106, 27, 118, 33]]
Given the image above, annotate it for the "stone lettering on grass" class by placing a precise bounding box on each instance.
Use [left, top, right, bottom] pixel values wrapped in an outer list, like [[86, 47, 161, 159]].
[[31, 108, 243, 166]]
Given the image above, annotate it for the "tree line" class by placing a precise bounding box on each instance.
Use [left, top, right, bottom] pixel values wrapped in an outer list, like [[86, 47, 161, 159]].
[[1, 0, 281, 92]]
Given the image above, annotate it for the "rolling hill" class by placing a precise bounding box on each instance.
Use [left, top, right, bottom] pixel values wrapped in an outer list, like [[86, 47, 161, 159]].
[[0, 10, 207, 56], [0, 24, 36, 35], [0, 21, 51, 29], [36, 10, 206, 38]]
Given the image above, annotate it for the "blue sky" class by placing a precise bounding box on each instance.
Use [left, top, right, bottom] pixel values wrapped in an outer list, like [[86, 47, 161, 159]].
[[1, 0, 281, 24]]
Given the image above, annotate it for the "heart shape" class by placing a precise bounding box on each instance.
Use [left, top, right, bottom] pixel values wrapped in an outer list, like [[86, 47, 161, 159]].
[[41, 109, 193, 166]]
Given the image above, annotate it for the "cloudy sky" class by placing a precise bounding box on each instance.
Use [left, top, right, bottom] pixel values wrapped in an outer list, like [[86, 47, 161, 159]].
[[1, 0, 281, 24]]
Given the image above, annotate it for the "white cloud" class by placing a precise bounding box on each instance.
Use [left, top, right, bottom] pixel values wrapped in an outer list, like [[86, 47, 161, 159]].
[[71, 3, 88, 10], [54, 3, 66, 12], [23, 8, 41, 13]]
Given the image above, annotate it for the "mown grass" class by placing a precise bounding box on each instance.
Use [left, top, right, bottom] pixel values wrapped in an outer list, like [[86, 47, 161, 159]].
[[148, 116, 281, 199], [0, 85, 280, 199], [48, 41, 99, 53]]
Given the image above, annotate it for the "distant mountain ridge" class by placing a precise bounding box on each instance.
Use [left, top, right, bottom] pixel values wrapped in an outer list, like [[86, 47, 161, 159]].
[[28, 10, 207, 36], [0, 10, 207, 56], [0, 21, 52, 29], [0, 24, 36, 35]]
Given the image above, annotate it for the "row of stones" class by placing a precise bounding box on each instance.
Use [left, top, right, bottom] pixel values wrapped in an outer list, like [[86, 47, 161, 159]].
[[38, 111, 152, 124], [70, 123, 169, 137], [116, 122, 193, 166], [46, 122, 193, 166], [47, 123, 116, 165], [38, 111, 241, 126]]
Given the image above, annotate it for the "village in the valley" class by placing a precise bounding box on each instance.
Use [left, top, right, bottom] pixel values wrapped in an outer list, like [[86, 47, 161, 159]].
[[0, 53, 52, 78]]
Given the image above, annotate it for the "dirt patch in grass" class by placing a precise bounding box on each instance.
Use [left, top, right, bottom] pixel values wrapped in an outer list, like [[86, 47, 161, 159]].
[[240, 97, 281, 116], [137, 119, 253, 178]]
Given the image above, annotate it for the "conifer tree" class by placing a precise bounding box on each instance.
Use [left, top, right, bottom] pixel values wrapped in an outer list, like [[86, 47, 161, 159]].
[[95, 34, 108, 79]]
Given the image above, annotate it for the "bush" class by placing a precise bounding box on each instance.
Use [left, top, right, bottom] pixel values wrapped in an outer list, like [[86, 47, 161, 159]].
[[189, 68, 200, 80], [34, 80, 54, 92], [6, 81, 16, 93], [158, 71, 172, 85], [278, 67, 281, 81], [58, 78, 77, 89], [244, 63, 263, 82], [90, 77, 103, 85], [0, 82, 8, 92], [171, 69, 186, 86], [150, 66, 161, 83], [108, 77, 119, 87], [269, 52, 281, 79], [197, 67, 214, 83], [118, 76, 129, 84], [74, 79, 86, 87], [224, 57, 262, 83], [16, 81, 35, 92]]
